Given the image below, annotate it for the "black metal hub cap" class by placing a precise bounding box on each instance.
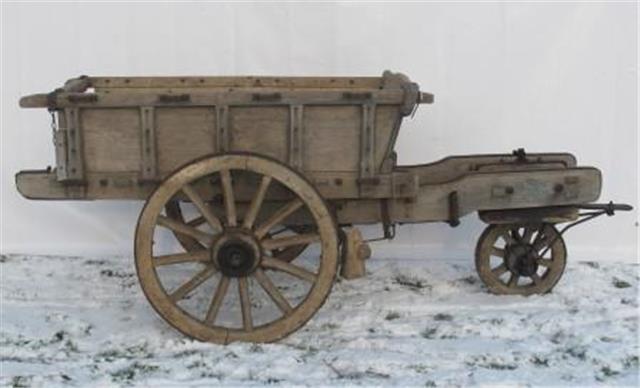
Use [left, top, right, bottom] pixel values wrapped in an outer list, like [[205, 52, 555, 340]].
[[505, 244, 539, 277], [211, 232, 261, 278]]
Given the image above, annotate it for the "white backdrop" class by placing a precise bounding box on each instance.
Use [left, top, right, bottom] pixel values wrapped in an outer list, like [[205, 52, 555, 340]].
[[1, 2, 637, 261]]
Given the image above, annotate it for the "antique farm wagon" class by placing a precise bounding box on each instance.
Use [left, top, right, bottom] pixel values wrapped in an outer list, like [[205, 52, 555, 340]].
[[17, 71, 630, 343]]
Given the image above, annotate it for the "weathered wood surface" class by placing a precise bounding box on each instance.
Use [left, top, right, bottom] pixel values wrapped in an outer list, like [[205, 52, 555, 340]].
[[20, 71, 424, 188], [16, 161, 602, 225], [16, 72, 602, 226]]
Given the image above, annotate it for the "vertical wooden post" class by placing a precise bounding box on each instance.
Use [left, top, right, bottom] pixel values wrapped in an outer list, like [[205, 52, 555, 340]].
[[340, 228, 371, 279], [216, 105, 229, 152]]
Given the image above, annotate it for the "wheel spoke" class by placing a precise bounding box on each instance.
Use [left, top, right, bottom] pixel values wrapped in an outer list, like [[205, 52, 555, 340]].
[[238, 277, 253, 331], [242, 176, 272, 230], [537, 258, 553, 267], [530, 273, 541, 285], [261, 256, 317, 283], [182, 184, 223, 231], [187, 216, 207, 228], [507, 273, 519, 288], [204, 276, 230, 325], [254, 199, 303, 239], [254, 269, 293, 314], [521, 227, 534, 244], [154, 251, 210, 266], [500, 231, 516, 245], [490, 247, 505, 258], [262, 233, 320, 251], [492, 263, 509, 277], [157, 215, 214, 244], [533, 235, 551, 252], [220, 169, 237, 227], [169, 266, 217, 302]]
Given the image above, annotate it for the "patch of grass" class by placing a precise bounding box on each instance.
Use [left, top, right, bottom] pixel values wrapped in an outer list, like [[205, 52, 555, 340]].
[[420, 327, 438, 339], [110, 362, 159, 383], [565, 346, 587, 361], [394, 275, 430, 291], [580, 261, 600, 269], [550, 331, 565, 344], [100, 269, 134, 278], [530, 355, 549, 367], [484, 362, 517, 370], [433, 313, 453, 322], [600, 365, 620, 378], [424, 380, 437, 387], [623, 355, 639, 368], [613, 278, 632, 289], [385, 311, 401, 321], [95, 342, 151, 362], [409, 364, 430, 374], [466, 355, 518, 371], [321, 322, 340, 330], [187, 360, 206, 370], [250, 344, 264, 353], [51, 330, 68, 343], [364, 368, 390, 379], [11, 376, 32, 388], [457, 276, 477, 285]]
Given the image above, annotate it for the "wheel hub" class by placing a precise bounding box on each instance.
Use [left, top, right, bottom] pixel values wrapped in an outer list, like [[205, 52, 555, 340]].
[[211, 231, 262, 277], [505, 243, 539, 277]]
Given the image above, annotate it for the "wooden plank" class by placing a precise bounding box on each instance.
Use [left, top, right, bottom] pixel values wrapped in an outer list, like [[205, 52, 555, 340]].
[[48, 89, 406, 109], [140, 106, 157, 181], [303, 106, 360, 172], [155, 107, 215, 174], [229, 106, 288, 162], [90, 76, 387, 90], [81, 108, 141, 173]]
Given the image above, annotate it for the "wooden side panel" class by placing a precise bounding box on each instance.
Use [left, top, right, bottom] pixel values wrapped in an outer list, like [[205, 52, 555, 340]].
[[156, 107, 216, 174], [81, 108, 141, 172], [229, 106, 289, 161], [304, 106, 360, 172]]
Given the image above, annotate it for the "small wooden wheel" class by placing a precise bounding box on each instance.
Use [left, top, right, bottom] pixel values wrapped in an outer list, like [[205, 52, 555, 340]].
[[475, 223, 567, 295], [135, 153, 338, 343], [165, 201, 310, 262]]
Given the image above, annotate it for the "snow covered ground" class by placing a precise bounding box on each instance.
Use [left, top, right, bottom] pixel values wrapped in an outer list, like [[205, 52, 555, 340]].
[[1, 252, 638, 387]]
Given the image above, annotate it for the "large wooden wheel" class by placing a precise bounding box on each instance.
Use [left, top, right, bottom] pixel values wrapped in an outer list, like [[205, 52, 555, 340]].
[[475, 223, 567, 295], [135, 153, 338, 343], [165, 201, 311, 262]]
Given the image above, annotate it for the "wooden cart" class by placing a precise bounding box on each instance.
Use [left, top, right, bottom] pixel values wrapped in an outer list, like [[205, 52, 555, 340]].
[[16, 71, 630, 343]]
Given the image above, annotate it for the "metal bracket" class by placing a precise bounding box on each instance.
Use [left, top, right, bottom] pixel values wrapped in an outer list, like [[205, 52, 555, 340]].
[[360, 103, 376, 178], [63, 107, 84, 181], [140, 106, 157, 181], [289, 104, 304, 170]]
